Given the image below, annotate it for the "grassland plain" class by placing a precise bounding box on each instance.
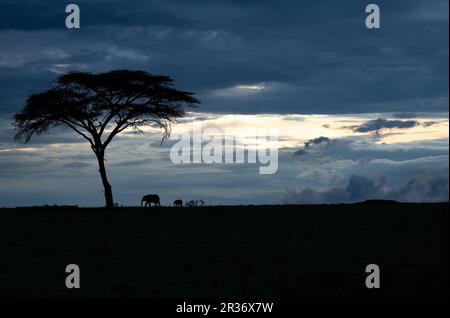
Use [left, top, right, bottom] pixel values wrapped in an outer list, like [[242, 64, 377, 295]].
[[0, 201, 448, 298]]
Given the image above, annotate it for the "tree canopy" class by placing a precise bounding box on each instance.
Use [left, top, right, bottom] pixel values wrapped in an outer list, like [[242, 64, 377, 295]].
[[14, 70, 199, 149]]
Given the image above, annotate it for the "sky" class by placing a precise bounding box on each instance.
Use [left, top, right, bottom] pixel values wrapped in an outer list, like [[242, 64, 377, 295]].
[[0, 0, 448, 206]]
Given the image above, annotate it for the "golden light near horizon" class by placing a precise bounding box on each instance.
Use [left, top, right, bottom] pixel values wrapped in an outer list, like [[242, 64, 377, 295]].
[[3, 112, 448, 155], [166, 112, 450, 149], [375, 119, 449, 144]]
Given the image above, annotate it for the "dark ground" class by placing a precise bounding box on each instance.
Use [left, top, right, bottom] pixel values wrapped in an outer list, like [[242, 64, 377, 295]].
[[0, 201, 448, 298]]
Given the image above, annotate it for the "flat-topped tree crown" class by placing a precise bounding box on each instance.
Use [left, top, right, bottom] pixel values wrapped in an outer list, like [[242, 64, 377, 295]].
[[13, 70, 199, 208], [14, 70, 199, 146]]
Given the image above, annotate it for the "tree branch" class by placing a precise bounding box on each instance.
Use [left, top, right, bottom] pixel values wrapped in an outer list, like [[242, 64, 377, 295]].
[[61, 120, 96, 149], [98, 110, 117, 138], [102, 119, 127, 149]]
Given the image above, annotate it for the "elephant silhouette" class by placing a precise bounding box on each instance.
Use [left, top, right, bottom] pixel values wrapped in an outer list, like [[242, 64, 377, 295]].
[[141, 194, 161, 207], [174, 199, 183, 207]]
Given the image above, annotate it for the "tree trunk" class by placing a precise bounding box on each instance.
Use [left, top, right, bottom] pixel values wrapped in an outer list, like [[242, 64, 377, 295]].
[[96, 151, 114, 208]]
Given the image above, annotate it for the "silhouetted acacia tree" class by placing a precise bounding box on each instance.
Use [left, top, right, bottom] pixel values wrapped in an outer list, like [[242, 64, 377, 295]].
[[14, 70, 199, 208]]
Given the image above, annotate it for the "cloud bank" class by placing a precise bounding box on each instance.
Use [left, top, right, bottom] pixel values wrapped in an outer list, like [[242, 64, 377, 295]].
[[0, 0, 448, 115], [282, 172, 449, 204]]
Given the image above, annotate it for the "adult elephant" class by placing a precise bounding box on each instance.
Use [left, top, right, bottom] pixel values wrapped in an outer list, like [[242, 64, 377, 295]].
[[141, 194, 161, 207]]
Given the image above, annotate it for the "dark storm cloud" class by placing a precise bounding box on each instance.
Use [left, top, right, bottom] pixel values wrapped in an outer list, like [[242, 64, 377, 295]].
[[349, 118, 419, 133], [0, 0, 189, 30], [305, 137, 331, 149], [0, 0, 448, 115], [282, 171, 449, 204], [294, 136, 332, 156], [292, 135, 449, 162]]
